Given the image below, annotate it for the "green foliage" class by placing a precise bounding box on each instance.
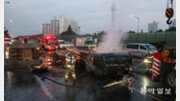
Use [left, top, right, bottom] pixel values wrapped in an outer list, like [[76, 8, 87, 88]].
[[165, 27, 176, 32], [60, 25, 77, 35], [156, 29, 163, 32], [4, 28, 10, 38], [128, 30, 135, 33]]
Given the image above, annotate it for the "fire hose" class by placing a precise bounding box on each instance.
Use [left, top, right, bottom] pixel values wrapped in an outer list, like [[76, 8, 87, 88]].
[[34, 65, 87, 88], [41, 74, 82, 88], [32, 66, 81, 88]]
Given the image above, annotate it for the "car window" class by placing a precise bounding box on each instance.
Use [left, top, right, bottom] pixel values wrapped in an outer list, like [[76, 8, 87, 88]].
[[140, 45, 147, 50], [145, 45, 157, 51], [18, 37, 25, 41], [103, 56, 115, 62], [85, 41, 95, 45], [48, 40, 58, 44], [27, 39, 39, 44], [60, 41, 65, 44], [126, 44, 138, 49]]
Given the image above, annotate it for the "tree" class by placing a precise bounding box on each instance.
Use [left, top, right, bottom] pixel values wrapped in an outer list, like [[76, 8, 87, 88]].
[[4, 28, 10, 38], [165, 27, 176, 32], [156, 29, 163, 32], [60, 25, 77, 35], [128, 30, 135, 33]]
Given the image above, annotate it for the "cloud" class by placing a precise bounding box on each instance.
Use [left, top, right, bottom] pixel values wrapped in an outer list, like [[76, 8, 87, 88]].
[[4, 0, 176, 36]]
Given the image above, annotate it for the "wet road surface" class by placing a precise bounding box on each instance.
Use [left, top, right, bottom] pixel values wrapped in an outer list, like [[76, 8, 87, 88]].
[[4, 51, 175, 101]]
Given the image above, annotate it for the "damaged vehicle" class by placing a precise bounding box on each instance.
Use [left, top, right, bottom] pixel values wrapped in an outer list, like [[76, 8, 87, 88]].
[[85, 52, 133, 77]]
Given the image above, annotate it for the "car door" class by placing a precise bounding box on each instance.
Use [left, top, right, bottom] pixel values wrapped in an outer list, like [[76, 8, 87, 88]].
[[139, 45, 148, 57], [125, 44, 134, 55], [126, 44, 139, 57], [133, 45, 141, 57]]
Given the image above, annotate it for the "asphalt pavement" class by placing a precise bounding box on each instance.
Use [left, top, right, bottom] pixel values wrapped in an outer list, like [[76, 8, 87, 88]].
[[4, 51, 176, 101]]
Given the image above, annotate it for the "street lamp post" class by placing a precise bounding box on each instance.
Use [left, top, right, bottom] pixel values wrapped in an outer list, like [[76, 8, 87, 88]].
[[130, 14, 140, 42]]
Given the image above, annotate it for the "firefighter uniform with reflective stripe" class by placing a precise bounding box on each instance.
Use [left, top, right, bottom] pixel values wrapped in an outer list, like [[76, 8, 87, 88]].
[[64, 52, 76, 82]]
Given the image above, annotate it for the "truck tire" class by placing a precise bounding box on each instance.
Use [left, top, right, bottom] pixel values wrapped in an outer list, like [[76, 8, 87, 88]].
[[166, 71, 176, 88]]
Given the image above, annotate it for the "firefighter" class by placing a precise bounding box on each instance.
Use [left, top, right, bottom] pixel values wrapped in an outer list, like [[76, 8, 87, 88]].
[[64, 51, 76, 84]]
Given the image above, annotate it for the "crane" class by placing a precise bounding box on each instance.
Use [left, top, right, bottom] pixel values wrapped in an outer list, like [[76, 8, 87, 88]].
[[165, 0, 174, 25]]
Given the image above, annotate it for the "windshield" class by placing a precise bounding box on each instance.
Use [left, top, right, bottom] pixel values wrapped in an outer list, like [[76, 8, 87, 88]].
[[103, 56, 116, 63], [59, 41, 65, 44], [48, 40, 58, 44], [145, 45, 157, 51], [27, 39, 39, 43], [18, 37, 25, 41], [85, 41, 95, 45]]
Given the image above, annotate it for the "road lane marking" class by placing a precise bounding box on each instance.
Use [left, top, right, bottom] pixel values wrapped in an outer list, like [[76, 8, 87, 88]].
[[34, 75, 56, 101]]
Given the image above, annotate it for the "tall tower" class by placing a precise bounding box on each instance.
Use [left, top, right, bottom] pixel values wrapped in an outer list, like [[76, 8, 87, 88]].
[[50, 16, 59, 36], [42, 21, 50, 36], [111, 3, 116, 23]]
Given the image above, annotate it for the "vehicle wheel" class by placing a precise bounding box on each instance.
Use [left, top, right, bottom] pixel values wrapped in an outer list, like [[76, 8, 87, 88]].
[[145, 70, 152, 76], [166, 71, 176, 88]]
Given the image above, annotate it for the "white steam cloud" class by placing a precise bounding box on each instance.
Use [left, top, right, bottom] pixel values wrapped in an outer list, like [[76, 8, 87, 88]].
[[96, 26, 127, 53]]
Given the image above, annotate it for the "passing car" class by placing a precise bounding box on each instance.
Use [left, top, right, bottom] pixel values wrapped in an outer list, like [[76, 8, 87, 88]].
[[84, 40, 96, 50], [58, 41, 74, 49], [125, 43, 158, 58], [66, 42, 74, 47]]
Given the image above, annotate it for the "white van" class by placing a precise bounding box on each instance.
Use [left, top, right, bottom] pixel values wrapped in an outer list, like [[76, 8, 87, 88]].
[[125, 43, 158, 58]]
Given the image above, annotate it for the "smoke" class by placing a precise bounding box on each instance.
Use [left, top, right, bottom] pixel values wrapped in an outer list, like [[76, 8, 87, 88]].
[[96, 27, 127, 53], [95, 2, 127, 53]]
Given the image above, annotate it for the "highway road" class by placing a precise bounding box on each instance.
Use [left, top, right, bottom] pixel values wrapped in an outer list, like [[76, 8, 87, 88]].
[[4, 50, 175, 101]]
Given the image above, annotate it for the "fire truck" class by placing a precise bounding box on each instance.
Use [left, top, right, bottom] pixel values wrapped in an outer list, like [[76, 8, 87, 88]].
[[41, 35, 58, 51]]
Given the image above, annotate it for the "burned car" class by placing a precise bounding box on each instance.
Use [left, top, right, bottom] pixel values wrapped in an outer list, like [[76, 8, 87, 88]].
[[85, 52, 133, 77]]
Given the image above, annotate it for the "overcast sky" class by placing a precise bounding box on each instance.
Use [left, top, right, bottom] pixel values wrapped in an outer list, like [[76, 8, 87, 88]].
[[4, 0, 176, 36]]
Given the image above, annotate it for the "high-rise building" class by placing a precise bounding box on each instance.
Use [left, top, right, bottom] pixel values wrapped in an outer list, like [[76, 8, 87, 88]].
[[42, 16, 80, 36], [50, 17, 59, 36], [42, 21, 50, 36], [59, 16, 80, 34], [169, 19, 176, 28], [148, 21, 158, 33]]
